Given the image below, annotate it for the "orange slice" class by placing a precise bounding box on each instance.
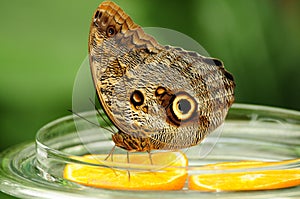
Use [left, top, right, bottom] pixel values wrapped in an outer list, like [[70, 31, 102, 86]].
[[64, 152, 187, 190], [189, 160, 300, 191], [201, 159, 300, 170]]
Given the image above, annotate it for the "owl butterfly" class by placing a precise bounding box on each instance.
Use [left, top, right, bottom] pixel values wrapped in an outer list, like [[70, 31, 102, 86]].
[[88, 1, 235, 153]]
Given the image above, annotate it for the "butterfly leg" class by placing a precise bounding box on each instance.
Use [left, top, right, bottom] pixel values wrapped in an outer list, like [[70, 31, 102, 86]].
[[127, 151, 131, 181], [147, 150, 153, 165], [105, 145, 115, 161], [146, 150, 157, 175], [103, 145, 119, 176]]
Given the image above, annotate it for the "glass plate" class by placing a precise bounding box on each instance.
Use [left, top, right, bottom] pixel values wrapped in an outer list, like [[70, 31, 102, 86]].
[[0, 103, 300, 199]]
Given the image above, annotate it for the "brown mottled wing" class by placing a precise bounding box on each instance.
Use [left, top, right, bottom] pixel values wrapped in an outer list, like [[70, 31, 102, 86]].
[[89, 1, 235, 150], [88, 1, 162, 131], [148, 47, 235, 149]]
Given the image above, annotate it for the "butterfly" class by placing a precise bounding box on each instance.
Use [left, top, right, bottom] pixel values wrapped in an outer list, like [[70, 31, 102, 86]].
[[88, 1, 235, 153]]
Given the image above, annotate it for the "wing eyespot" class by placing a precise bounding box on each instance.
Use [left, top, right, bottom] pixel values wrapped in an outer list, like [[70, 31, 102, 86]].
[[107, 25, 116, 37], [165, 91, 198, 126], [171, 92, 197, 121], [93, 10, 103, 23], [130, 90, 144, 107], [94, 10, 100, 19], [155, 86, 167, 97]]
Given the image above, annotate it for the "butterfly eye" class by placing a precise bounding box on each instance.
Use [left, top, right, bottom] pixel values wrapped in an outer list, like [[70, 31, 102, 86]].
[[130, 90, 144, 107], [107, 26, 116, 37], [170, 91, 197, 122]]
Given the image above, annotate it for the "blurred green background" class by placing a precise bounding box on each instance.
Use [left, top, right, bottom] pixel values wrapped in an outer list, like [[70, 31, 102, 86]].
[[0, 0, 299, 198]]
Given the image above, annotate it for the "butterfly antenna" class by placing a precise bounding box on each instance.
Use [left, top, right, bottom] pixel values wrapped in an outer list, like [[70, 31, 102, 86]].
[[68, 109, 115, 134], [89, 98, 116, 134], [68, 109, 100, 127]]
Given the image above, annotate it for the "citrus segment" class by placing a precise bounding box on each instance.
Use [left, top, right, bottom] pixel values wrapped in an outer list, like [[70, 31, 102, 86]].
[[64, 152, 187, 190]]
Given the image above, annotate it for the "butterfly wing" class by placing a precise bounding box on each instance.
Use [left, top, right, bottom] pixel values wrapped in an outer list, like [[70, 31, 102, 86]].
[[89, 1, 162, 128], [89, 1, 235, 150], [146, 47, 235, 149]]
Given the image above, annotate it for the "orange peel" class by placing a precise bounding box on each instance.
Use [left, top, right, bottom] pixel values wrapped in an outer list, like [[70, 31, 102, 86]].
[[189, 160, 300, 191]]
